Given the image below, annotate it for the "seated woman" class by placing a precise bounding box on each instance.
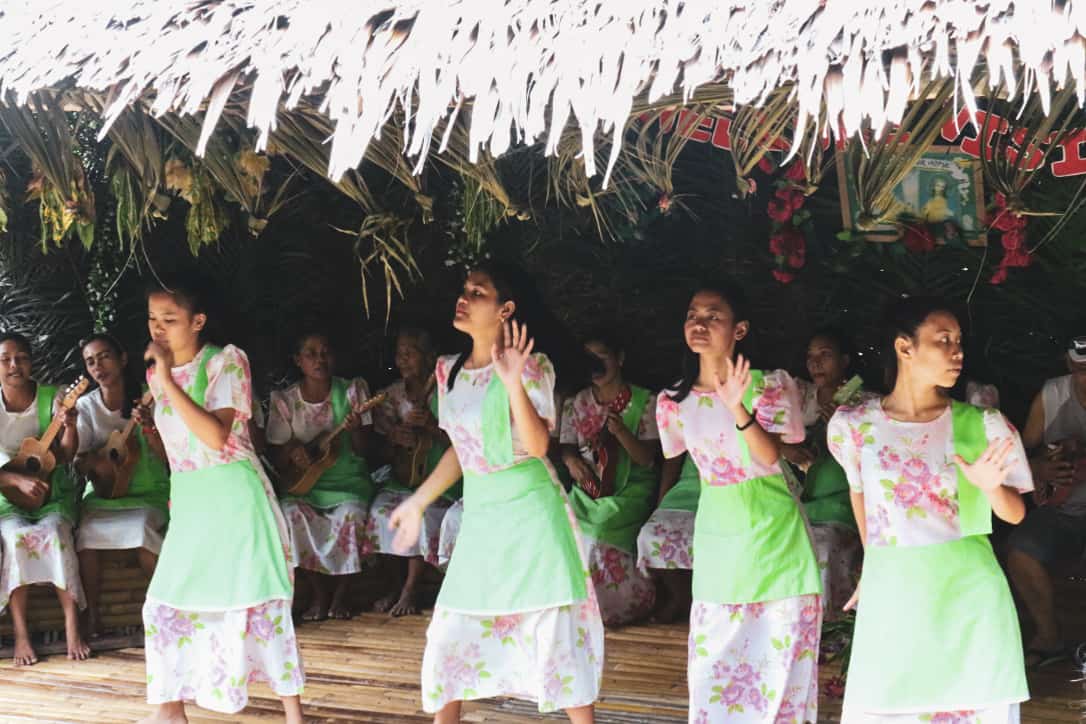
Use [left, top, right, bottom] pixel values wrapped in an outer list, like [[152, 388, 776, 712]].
[[785, 327, 873, 619], [267, 331, 376, 621], [560, 334, 657, 625], [635, 451, 700, 623], [0, 332, 88, 665], [370, 328, 457, 616], [74, 334, 171, 638]]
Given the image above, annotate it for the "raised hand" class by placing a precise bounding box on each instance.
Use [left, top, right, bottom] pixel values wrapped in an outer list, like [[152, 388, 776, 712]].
[[954, 437, 1016, 492], [714, 354, 752, 411], [144, 342, 174, 385], [389, 496, 424, 553], [492, 320, 535, 389]]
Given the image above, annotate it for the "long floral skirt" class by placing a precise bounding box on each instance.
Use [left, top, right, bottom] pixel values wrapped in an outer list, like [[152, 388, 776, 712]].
[[582, 535, 655, 626], [841, 704, 1020, 723], [0, 513, 84, 612], [421, 598, 604, 713], [143, 598, 304, 713], [436, 499, 464, 570], [371, 488, 451, 564], [76, 507, 167, 554], [281, 499, 375, 575], [809, 523, 862, 621], [687, 595, 821, 724], [636, 508, 695, 572]]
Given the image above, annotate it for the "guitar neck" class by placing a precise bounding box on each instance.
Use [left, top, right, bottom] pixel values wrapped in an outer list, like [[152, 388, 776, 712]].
[[119, 391, 154, 442], [324, 393, 387, 443], [37, 415, 66, 452]]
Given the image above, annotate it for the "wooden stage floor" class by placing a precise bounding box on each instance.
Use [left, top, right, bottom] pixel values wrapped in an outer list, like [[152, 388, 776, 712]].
[[0, 612, 1081, 723]]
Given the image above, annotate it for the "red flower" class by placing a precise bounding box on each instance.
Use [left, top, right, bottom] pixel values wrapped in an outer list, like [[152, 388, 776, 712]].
[[758, 157, 776, 174], [772, 269, 796, 283], [785, 160, 807, 182], [990, 266, 1009, 285], [774, 186, 805, 212], [1003, 246, 1031, 268], [1001, 227, 1024, 251], [902, 225, 935, 253], [770, 228, 806, 268], [767, 199, 792, 223]]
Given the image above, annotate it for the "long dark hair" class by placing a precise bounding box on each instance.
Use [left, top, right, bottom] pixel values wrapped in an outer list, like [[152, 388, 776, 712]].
[[881, 295, 959, 390], [446, 261, 572, 391], [144, 274, 221, 345], [666, 280, 750, 403], [80, 333, 142, 417]]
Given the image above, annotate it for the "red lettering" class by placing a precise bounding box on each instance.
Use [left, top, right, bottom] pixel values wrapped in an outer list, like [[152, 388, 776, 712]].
[[676, 110, 712, 143], [941, 108, 973, 143], [1051, 129, 1086, 177], [711, 117, 732, 150], [656, 110, 678, 134]]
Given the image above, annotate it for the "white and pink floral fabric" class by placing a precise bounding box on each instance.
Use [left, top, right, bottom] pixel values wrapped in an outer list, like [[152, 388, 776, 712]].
[[636, 509, 695, 571], [0, 513, 84, 613], [266, 377, 373, 447], [280, 499, 374, 575]]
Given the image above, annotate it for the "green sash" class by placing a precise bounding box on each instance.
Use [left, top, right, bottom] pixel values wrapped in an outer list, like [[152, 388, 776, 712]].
[[0, 385, 78, 523], [845, 401, 1026, 711], [568, 385, 656, 552], [659, 454, 701, 511], [436, 373, 586, 613], [147, 346, 292, 609], [282, 377, 376, 510], [800, 458, 856, 530], [692, 370, 821, 604], [82, 387, 171, 517]]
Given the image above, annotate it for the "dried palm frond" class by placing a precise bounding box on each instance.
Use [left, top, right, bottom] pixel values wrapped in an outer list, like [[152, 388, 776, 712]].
[[432, 118, 521, 218], [101, 106, 167, 245], [623, 104, 720, 216], [156, 114, 295, 236], [730, 86, 796, 196], [0, 92, 95, 249], [844, 78, 955, 231]]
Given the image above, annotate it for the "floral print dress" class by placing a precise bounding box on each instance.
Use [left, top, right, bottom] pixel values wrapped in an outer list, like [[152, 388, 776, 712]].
[[144, 345, 303, 713], [828, 398, 1032, 723], [656, 370, 822, 724], [370, 379, 452, 565], [560, 386, 657, 625], [0, 385, 84, 613], [267, 378, 376, 575], [420, 353, 604, 713]]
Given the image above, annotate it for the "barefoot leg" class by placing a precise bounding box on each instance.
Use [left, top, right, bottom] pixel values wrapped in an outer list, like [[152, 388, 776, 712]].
[[566, 704, 595, 724], [433, 699, 462, 724], [136, 700, 188, 724], [10, 586, 37, 666], [389, 557, 425, 617], [373, 556, 406, 613], [78, 548, 103, 638], [281, 694, 304, 724], [137, 547, 159, 578], [328, 573, 357, 620], [302, 572, 332, 621], [57, 587, 91, 661]]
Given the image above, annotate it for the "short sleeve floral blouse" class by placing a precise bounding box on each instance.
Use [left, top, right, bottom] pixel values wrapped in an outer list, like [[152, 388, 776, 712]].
[[148, 344, 258, 473], [655, 369, 804, 486], [434, 353, 556, 475], [559, 387, 659, 449], [265, 377, 372, 446], [827, 397, 1033, 547]]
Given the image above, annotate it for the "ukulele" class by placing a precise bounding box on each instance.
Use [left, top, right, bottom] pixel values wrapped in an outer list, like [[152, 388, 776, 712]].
[[578, 386, 633, 499], [80, 390, 154, 500], [282, 392, 387, 496], [1038, 438, 1086, 507], [1, 377, 89, 510], [391, 374, 436, 489]]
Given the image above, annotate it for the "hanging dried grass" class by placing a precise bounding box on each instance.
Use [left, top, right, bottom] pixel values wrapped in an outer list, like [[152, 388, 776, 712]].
[[730, 87, 796, 196], [100, 106, 167, 245]]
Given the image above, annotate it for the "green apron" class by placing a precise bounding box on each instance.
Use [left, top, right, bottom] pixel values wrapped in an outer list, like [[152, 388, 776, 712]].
[[844, 401, 1028, 713], [380, 391, 460, 501], [437, 372, 586, 613], [281, 377, 376, 510], [0, 385, 78, 524], [147, 346, 292, 610], [568, 385, 656, 553], [659, 454, 701, 511], [691, 370, 821, 604], [82, 402, 171, 517], [800, 458, 855, 530]]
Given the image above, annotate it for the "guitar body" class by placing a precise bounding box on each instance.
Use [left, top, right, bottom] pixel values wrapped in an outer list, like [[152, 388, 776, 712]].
[[1, 438, 56, 510], [284, 433, 340, 496], [1039, 438, 1086, 507], [84, 431, 141, 500], [392, 433, 433, 489]]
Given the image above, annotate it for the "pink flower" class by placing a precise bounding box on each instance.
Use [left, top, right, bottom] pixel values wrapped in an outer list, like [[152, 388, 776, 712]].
[[712, 660, 732, 679], [877, 446, 901, 470], [721, 683, 744, 705], [607, 563, 627, 584], [708, 456, 746, 485], [746, 685, 767, 711], [901, 457, 930, 485], [490, 614, 520, 640], [893, 482, 921, 507], [799, 604, 819, 625], [246, 613, 275, 642], [732, 662, 756, 684]]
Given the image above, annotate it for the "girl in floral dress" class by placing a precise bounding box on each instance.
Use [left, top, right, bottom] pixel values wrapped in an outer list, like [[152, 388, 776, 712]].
[[0, 332, 88, 666], [828, 297, 1030, 723], [75, 334, 170, 638], [139, 279, 303, 723], [389, 263, 603, 723], [560, 333, 657, 625], [785, 328, 872, 619], [655, 282, 822, 724], [371, 327, 456, 616], [268, 331, 375, 621]]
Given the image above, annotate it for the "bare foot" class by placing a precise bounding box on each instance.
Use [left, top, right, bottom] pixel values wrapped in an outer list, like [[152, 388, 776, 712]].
[[67, 632, 92, 661], [389, 588, 419, 618], [12, 636, 37, 666], [327, 579, 354, 620], [136, 702, 188, 723], [301, 599, 329, 622], [372, 592, 398, 614]]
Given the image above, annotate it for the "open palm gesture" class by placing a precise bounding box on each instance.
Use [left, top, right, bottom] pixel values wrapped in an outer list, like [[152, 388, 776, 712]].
[[954, 437, 1016, 492], [492, 320, 534, 389], [714, 354, 752, 409], [388, 497, 423, 553]]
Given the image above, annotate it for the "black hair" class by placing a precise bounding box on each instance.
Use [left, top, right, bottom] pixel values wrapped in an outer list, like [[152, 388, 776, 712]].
[[397, 326, 437, 360], [666, 279, 750, 403], [292, 329, 334, 356], [881, 295, 960, 389], [145, 274, 219, 344], [583, 329, 627, 360], [0, 332, 33, 357], [806, 326, 856, 375], [79, 332, 141, 417]]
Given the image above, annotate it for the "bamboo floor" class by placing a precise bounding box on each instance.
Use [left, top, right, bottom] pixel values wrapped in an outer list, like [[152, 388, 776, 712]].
[[0, 610, 1080, 724]]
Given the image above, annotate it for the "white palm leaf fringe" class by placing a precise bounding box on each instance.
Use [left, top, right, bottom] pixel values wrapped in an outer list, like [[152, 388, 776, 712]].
[[1, 2, 1085, 187], [0, 91, 96, 249], [268, 109, 419, 322]]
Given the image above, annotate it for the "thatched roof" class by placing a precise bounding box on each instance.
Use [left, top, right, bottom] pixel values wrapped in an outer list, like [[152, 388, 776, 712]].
[[1, 1, 1084, 184]]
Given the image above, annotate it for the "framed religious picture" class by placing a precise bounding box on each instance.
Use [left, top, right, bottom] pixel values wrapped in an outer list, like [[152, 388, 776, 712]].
[[837, 145, 988, 246]]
